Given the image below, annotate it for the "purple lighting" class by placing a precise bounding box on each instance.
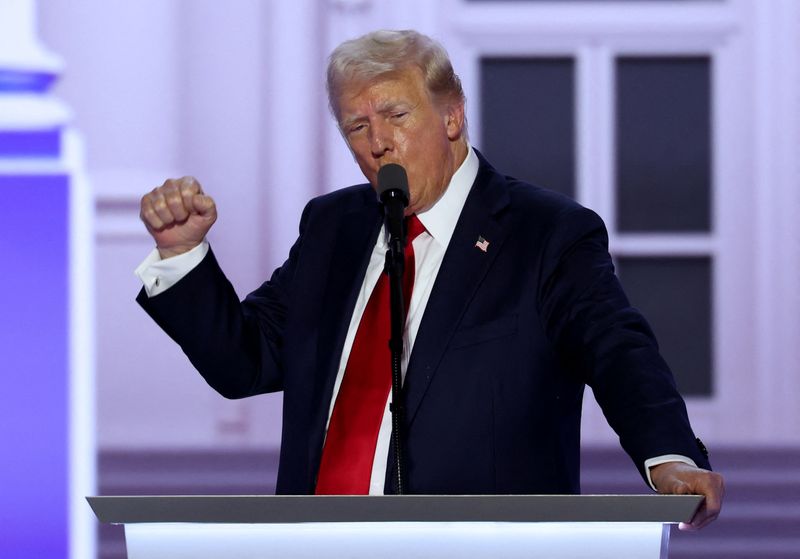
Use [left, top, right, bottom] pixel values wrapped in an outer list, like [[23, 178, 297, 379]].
[[0, 69, 58, 93], [0, 174, 70, 558], [0, 129, 62, 157]]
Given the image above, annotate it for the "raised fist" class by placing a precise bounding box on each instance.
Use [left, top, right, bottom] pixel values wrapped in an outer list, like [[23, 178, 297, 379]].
[[140, 176, 217, 259]]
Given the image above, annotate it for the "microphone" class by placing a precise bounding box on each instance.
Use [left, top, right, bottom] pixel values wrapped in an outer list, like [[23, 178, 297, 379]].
[[376, 162, 410, 495], [376, 164, 409, 247]]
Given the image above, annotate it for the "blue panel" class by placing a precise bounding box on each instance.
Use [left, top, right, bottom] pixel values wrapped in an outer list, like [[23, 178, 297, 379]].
[[0, 175, 70, 557], [0, 129, 62, 157], [0, 69, 58, 93]]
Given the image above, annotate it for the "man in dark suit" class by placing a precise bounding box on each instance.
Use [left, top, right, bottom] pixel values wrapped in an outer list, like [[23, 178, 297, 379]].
[[137, 30, 723, 528]]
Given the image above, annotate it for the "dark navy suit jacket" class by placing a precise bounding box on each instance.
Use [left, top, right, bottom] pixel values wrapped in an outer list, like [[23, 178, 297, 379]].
[[138, 152, 710, 494]]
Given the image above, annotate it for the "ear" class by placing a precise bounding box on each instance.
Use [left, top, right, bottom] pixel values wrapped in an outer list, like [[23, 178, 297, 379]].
[[444, 101, 466, 141]]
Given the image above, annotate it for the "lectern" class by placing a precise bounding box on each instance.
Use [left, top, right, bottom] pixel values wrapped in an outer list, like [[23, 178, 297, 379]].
[[88, 495, 701, 559]]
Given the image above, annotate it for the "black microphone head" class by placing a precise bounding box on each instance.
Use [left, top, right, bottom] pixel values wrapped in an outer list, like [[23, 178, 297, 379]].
[[377, 163, 409, 206]]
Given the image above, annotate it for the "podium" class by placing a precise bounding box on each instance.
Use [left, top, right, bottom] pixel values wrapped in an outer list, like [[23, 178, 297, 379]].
[[88, 495, 701, 559]]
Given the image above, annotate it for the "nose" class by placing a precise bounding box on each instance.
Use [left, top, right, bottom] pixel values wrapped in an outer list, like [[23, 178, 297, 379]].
[[369, 121, 393, 158]]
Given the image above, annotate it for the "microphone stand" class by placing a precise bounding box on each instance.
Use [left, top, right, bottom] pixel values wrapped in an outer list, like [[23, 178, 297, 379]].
[[377, 164, 410, 495], [385, 208, 407, 495]]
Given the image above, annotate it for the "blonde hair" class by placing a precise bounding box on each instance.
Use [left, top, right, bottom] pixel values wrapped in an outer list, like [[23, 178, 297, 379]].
[[327, 30, 465, 123]]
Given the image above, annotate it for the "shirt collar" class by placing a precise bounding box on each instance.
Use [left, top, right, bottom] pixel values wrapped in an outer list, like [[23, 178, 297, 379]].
[[416, 144, 479, 249]]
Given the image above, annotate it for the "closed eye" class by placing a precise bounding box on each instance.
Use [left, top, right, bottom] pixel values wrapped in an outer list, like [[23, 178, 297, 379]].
[[347, 123, 367, 135]]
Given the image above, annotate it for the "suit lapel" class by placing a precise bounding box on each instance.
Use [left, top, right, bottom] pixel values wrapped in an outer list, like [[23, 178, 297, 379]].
[[403, 156, 511, 427]]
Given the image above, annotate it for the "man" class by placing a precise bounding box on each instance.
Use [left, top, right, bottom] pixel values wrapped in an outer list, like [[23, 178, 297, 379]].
[[137, 30, 723, 528]]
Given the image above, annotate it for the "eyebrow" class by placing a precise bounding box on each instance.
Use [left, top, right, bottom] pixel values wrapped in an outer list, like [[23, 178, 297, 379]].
[[341, 101, 413, 130], [340, 115, 367, 130]]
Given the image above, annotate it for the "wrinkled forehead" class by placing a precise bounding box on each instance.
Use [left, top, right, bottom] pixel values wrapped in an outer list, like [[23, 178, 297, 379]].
[[333, 67, 430, 120]]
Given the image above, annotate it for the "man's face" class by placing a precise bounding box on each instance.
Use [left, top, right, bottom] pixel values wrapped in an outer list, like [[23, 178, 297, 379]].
[[336, 67, 466, 215]]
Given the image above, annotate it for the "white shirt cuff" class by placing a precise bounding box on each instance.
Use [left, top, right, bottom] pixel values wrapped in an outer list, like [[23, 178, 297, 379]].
[[134, 241, 209, 297], [644, 454, 698, 491]]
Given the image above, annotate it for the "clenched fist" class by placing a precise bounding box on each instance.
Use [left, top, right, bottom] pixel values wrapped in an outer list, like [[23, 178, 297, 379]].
[[140, 176, 217, 259]]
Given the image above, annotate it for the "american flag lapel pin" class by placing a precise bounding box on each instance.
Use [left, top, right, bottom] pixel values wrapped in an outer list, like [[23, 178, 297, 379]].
[[475, 236, 490, 253]]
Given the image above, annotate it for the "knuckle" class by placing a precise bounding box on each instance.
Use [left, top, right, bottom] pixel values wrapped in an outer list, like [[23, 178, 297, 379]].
[[180, 181, 199, 196], [166, 194, 183, 209], [150, 187, 164, 200], [182, 176, 202, 193], [162, 183, 177, 195], [141, 208, 161, 227]]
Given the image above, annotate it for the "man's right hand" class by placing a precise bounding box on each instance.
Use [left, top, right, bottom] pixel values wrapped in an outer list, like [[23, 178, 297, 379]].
[[140, 176, 217, 259]]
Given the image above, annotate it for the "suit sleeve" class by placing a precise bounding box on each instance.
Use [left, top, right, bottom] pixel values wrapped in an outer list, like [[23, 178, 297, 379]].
[[136, 201, 314, 400], [537, 206, 711, 480]]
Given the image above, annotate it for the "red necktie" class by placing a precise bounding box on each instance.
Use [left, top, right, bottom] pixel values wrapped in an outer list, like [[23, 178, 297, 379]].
[[315, 215, 426, 494]]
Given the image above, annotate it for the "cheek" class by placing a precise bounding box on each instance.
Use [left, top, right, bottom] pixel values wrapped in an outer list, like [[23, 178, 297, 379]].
[[394, 130, 414, 155], [349, 141, 373, 166], [347, 136, 368, 157]]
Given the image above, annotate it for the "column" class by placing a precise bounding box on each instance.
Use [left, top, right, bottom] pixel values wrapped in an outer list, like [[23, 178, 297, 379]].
[[0, 1, 95, 557]]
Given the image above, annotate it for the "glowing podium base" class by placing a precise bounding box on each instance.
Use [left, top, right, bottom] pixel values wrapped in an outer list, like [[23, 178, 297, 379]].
[[88, 495, 701, 559]]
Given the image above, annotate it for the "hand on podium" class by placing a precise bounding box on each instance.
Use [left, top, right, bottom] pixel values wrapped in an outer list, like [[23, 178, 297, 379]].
[[650, 461, 725, 531]]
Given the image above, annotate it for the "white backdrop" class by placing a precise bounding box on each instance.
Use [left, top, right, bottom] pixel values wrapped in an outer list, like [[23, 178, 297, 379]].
[[38, 0, 800, 451]]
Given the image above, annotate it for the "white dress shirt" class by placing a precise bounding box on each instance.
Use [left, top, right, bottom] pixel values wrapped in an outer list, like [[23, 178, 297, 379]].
[[136, 146, 694, 493], [327, 146, 479, 493]]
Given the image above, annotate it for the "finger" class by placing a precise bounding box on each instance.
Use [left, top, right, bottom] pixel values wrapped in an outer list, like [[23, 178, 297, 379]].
[[149, 187, 176, 226], [693, 476, 724, 529], [179, 176, 202, 212], [683, 474, 724, 530], [678, 500, 708, 531], [689, 502, 712, 530], [140, 193, 165, 230], [694, 511, 719, 530], [190, 193, 216, 216], [163, 181, 189, 222], [684, 507, 718, 531], [701, 490, 723, 521]]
